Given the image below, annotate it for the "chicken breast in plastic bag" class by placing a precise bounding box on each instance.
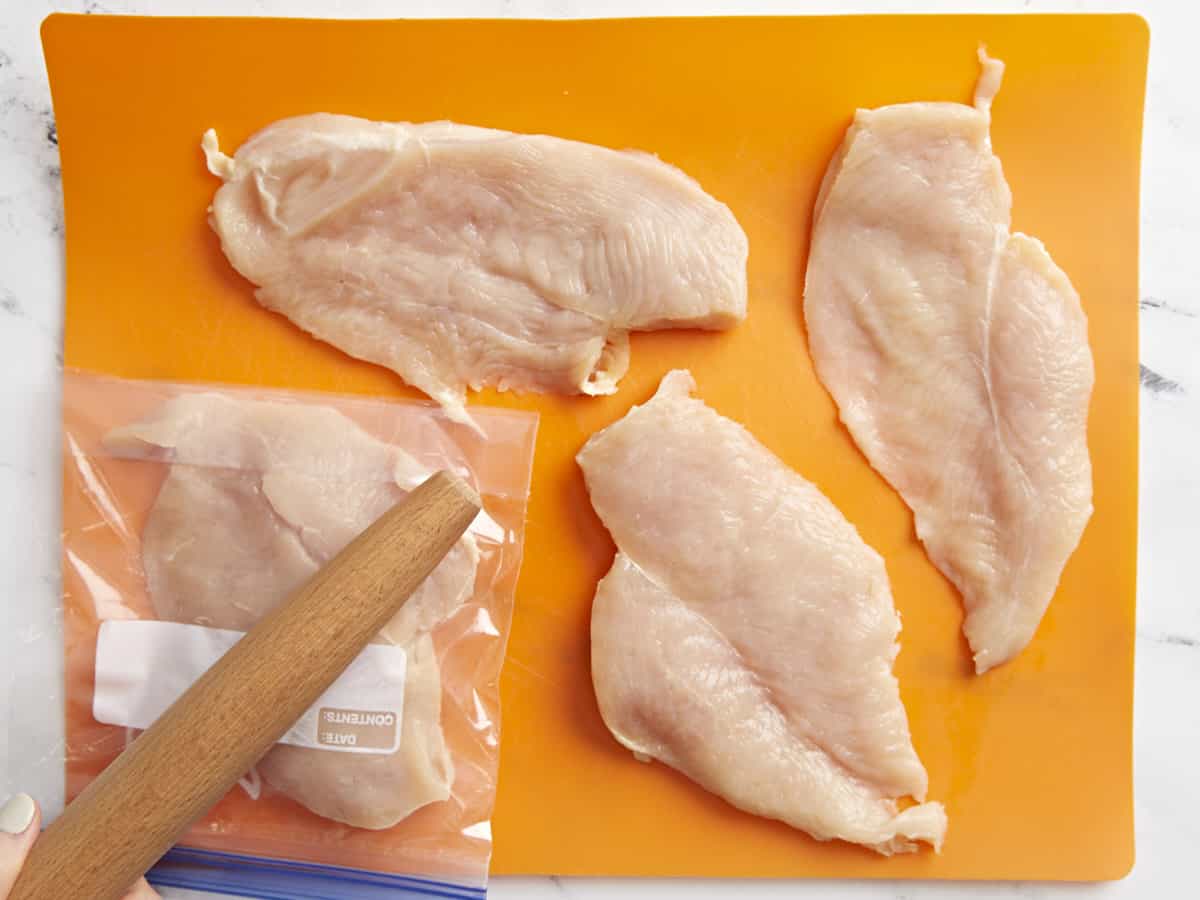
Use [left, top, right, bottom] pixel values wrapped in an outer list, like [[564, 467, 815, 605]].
[[803, 51, 1094, 673], [106, 393, 478, 829], [202, 114, 748, 429], [579, 371, 946, 855]]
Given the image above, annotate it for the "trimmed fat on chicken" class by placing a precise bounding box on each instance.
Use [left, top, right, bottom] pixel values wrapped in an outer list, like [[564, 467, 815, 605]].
[[803, 52, 1094, 673], [203, 115, 748, 428], [579, 370, 946, 855], [106, 394, 478, 829]]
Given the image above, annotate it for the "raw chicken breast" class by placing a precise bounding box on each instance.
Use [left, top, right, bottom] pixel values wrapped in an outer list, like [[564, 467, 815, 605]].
[[579, 370, 946, 855], [203, 115, 748, 428], [804, 51, 1094, 673], [106, 394, 478, 829]]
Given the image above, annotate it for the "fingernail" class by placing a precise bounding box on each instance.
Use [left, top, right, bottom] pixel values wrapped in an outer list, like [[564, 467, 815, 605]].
[[0, 793, 36, 835]]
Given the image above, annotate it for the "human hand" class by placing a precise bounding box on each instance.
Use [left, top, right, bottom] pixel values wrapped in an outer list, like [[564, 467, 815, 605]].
[[1, 793, 160, 899]]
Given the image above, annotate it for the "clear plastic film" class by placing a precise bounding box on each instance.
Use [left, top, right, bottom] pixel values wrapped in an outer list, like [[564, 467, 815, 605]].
[[56, 369, 538, 897]]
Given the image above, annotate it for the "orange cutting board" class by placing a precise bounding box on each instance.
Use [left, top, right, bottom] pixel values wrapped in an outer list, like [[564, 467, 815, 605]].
[[43, 13, 1144, 881]]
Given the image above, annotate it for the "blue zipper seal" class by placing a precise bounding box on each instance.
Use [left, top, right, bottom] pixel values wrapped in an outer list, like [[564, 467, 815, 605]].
[[147, 847, 487, 899]]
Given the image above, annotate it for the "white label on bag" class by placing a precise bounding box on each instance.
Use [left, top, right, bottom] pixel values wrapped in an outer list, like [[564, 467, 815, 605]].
[[93, 620, 405, 755]]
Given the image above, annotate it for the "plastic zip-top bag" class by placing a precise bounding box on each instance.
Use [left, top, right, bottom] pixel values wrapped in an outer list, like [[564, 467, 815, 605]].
[[53, 369, 538, 898]]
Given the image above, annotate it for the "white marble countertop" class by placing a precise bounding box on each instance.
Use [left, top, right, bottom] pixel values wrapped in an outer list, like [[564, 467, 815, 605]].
[[1, 0, 1196, 898]]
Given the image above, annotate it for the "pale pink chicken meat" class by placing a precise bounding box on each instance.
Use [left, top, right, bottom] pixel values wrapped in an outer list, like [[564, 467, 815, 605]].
[[579, 370, 946, 855], [106, 394, 478, 829], [803, 52, 1094, 673], [203, 115, 748, 429]]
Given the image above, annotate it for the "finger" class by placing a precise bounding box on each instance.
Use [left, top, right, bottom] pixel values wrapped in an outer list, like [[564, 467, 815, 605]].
[[0, 793, 42, 898], [122, 876, 161, 899]]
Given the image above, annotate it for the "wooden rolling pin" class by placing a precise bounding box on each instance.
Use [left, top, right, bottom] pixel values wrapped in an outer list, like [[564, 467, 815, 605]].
[[10, 470, 481, 900]]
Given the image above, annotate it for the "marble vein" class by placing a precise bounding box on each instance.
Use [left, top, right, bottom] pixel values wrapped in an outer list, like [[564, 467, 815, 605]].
[[1140, 364, 1186, 395]]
